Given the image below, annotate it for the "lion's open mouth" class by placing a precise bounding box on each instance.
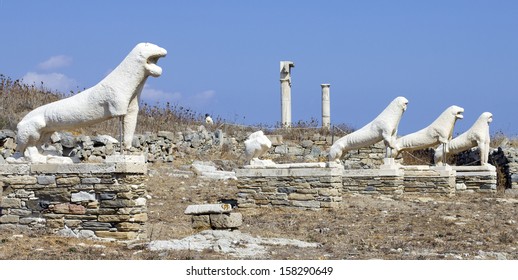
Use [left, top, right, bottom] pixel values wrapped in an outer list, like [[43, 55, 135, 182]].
[[146, 52, 167, 77], [147, 53, 165, 66]]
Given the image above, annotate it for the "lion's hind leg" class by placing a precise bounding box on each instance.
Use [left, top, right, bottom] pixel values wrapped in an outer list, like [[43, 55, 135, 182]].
[[15, 117, 47, 161], [328, 141, 344, 162]]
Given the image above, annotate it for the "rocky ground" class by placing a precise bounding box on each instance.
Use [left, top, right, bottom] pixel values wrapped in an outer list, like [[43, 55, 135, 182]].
[[1, 163, 518, 260]]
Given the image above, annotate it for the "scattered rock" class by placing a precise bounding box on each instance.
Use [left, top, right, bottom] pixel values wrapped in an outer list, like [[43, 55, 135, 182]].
[[476, 250, 508, 260], [210, 213, 243, 229], [455, 183, 467, 190], [441, 216, 458, 223], [148, 230, 319, 258], [185, 204, 232, 215], [191, 161, 237, 180], [92, 135, 118, 145], [0, 129, 16, 141]]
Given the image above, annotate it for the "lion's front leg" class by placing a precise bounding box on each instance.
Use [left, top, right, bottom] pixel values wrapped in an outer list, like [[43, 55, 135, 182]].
[[122, 95, 139, 150], [479, 140, 490, 165]]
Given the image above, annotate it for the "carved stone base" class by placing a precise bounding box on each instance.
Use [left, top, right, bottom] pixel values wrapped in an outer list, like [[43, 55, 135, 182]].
[[453, 165, 497, 192], [379, 158, 404, 176]]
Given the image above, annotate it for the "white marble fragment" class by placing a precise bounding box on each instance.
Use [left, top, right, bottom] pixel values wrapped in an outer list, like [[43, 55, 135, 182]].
[[184, 204, 233, 215], [244, 131, 272, 164]]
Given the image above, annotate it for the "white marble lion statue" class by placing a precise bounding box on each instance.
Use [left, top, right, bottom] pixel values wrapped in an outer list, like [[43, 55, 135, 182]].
[[434, 112, 493, 166], [15, 42, 167, 163], [393, 105, 464, 159], [328, 96, 408, 162], [244, 130, 272, 165]]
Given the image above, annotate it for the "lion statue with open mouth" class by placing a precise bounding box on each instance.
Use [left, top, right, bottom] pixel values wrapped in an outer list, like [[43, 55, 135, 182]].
[[15, 42, 167, 163]]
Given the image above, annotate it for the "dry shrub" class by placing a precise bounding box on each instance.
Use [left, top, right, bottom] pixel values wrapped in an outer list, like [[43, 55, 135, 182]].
[[490, 131, 508, 148], [0, 75, 63, 130], [497, 231, 514, 244], [271, 120, 354, 142], [401, 149, 434, 165], [0, 75, 210, 135]]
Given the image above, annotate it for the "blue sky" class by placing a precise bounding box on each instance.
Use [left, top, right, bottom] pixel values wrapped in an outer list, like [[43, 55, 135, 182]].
[[1, 0, 517, 136]]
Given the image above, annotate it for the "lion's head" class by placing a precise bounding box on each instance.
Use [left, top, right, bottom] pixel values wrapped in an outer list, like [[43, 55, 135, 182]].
[[395, 96, 409, 112], [133, 42, 167, 77], [481, 112, 493, 124], [450, 105, 464, 120]]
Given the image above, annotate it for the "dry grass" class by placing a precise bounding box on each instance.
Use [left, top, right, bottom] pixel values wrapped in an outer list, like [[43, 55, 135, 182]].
[[401, 149, 435, 165], [0, 75, 63, 130]]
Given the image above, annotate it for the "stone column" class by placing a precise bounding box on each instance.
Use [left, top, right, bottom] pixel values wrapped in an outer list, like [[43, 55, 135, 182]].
[[280, 61, 295, 128], [321, 84, 331, 129]]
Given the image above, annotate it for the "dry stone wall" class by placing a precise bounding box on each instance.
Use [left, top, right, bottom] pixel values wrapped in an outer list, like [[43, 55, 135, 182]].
[[0, 129, 388, 168], [402, 167, 456, 195], [236, 167, 343, 209], [0, 162, 147, 240], [265, 134, 387, 168], [235, 164, 496, 209], [341, 169, 404, 194]]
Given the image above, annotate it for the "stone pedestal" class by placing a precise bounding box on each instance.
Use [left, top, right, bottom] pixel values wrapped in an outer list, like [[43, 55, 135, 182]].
[[0, 160, 148, 240], [236, 160, 498, 210], [342, 168, 404, 194], [237, 164, 343, 209], [379, 158, 404, 176], [402, 165, 456, 194], [453, 165, 497, 192], [431, 164, 456, 176]]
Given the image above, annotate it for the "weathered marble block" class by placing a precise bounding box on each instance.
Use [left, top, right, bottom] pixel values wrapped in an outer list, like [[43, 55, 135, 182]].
[[185, 204, 242, 229]]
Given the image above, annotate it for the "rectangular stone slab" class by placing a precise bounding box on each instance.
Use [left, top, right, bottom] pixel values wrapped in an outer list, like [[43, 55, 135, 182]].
[[184, 204, 232, 215], [105, 155, 145, 163], [31, 163, 116, 174], [210, 212, 242, 229]]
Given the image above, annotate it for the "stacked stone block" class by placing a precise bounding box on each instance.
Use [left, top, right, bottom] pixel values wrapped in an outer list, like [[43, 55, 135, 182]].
[[342, 169, 404, 194], [235, 164, 487, 208], [0, 127, 233, 164], [236, 166, 343, 209], [503, 147, 518, 189], [453, 166, 497, 192], [185, 204, 242, 230], [266, 134, 387, 168], [402, 166, 456, 195], [0, 162, 147, 240]]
